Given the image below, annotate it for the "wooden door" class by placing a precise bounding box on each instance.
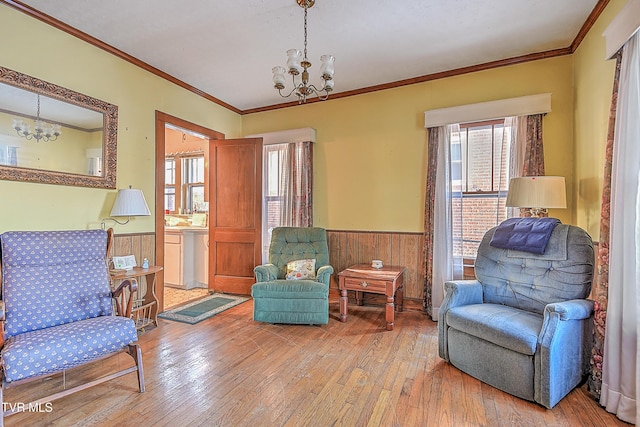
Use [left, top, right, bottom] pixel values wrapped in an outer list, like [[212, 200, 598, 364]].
[[208, 138, 262, 295]]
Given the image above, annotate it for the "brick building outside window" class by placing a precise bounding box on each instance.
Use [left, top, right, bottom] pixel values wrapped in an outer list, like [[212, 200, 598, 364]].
[[451, 119, 511, 275]]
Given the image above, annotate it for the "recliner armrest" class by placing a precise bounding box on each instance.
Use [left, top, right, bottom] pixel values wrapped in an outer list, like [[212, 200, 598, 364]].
[[316, 265, 334, 286], [254, 264, 279, 282], [442, 280, 483, 309], [536, 298, 594, 407], [544, 299, 594, 321], [438, 280, 483, 362]]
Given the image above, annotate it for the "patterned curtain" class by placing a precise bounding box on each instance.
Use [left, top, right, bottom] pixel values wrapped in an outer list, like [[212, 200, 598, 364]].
[[422, 127, 440, 316], [519, 113, 546, 217], [522, 114, 545, 176], [588, 50, 622, 401], [281, 141, 313, 227]]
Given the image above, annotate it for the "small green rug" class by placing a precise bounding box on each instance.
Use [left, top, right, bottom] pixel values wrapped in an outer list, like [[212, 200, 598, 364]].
[[158, 293, 249, 324]]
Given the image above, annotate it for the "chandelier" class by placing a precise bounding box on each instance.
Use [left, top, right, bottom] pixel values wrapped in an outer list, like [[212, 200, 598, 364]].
[[272, 0, 335, 104], [12, 94, 62, 142]]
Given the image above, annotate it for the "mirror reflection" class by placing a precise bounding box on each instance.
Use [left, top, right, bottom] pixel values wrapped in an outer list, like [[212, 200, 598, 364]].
[[0, 83, 104, 175], [0, 66, 117, 189]]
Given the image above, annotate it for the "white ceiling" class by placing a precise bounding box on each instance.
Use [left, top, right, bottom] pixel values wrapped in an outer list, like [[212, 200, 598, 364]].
[[12, 0, 600, 112], [0, 82, 104, 129]]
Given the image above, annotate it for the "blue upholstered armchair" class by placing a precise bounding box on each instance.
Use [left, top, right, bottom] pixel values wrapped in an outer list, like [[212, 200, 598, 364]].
[[0, 230, 144, 422], [438, 223, 594, 409], [251, 227, 333, 325]]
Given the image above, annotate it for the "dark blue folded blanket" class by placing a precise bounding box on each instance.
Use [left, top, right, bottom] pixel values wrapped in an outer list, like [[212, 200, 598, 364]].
[[490, 217, 561, 254]]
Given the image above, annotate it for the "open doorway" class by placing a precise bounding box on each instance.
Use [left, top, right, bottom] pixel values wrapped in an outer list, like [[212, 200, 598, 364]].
[[163, 124, 210, 308], [154, 112, 225, 312]]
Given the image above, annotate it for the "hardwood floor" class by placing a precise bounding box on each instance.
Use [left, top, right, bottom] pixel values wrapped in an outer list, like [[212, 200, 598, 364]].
[[4, 298, 628, 427]]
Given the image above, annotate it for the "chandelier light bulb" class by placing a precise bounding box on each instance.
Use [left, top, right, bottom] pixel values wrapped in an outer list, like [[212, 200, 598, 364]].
[[323, 79, 334, 91], [34, 119, 46, 133], [12, 119, 29, 136]]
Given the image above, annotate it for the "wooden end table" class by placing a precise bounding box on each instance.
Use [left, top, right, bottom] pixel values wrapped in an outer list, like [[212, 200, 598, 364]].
[[111, 265, 163, 331], [338, 264, 406, 331]]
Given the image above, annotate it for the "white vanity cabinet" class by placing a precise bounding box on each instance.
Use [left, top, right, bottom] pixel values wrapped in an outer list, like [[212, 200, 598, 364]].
[[164, 228, 208, 289]]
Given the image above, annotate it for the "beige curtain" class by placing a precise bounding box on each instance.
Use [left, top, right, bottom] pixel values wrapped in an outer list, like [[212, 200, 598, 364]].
[[280, 141, 313, 227]]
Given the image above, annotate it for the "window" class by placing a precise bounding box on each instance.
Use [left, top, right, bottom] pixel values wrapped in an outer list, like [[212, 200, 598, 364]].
[[261, 141, 313, 262], [0, 144, 18, 166], [452, 119, 511, 259], [262, 144, 286, 259], [165, 158, 176, 212], [164, 154, 205, 214], [182, 156, 205, 213]]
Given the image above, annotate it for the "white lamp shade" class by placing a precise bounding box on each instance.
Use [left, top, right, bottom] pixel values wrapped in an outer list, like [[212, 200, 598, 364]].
[[320, 54, 335, 80], [506, 176, 567, 209], [286, 49, 303, 75], [272, 66, 286, 88], [110, 188, 151, 217]]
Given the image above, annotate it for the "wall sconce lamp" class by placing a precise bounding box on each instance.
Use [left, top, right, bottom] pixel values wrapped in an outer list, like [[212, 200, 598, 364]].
[[506, 176, 567, 218], [101, 186, 151, 229]]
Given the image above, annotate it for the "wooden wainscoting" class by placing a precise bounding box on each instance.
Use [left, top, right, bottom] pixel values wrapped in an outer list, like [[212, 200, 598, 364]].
[[109, 231, 156, 264], [327, 230, 425, 311], [108, 231, 159, 308]]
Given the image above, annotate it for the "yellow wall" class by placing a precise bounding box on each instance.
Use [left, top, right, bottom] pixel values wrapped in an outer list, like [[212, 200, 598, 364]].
[[573, 0, 626, 241], [0, 5, 241, 233], [243, 56, 575, 231]]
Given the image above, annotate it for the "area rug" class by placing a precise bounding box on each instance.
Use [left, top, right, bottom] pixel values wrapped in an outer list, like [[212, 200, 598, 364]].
[[158, 293, 249, 324]]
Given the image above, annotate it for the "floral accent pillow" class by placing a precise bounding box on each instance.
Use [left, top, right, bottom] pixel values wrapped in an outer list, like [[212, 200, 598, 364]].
[[285, 259, 316, 280]]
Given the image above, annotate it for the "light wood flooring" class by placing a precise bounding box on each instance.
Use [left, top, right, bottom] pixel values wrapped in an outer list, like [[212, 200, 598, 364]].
[[4, 298, 628, 427]]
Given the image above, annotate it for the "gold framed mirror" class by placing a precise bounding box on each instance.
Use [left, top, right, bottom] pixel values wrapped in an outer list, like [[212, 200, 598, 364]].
[[0, 66, 117, 189]]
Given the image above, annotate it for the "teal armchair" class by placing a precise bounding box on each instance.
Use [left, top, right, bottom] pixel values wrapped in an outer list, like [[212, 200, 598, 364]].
[[251, 227, 333, 324]]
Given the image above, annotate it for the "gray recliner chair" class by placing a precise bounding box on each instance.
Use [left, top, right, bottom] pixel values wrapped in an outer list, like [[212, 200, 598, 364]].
[[438, 222, 594, 408]]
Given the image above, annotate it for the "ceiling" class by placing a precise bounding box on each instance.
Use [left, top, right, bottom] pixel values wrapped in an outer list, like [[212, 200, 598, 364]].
[[8, 0, 601, 112], [0, 82, 104, 129]]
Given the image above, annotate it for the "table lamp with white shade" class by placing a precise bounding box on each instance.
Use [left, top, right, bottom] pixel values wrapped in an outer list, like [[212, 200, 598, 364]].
[[505, 176, 567, 218]]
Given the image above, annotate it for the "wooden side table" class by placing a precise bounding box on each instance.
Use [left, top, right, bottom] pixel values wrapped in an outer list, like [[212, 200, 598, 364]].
[[111, 266, 163, 331], [338, 264, 406, 331]]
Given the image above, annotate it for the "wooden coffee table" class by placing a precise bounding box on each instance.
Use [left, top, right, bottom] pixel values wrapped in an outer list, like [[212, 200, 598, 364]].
[[338, 264, 406, 331]]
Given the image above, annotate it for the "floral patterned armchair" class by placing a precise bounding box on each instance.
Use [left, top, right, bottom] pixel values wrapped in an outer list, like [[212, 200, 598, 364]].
[[0, 229, 144, 423]]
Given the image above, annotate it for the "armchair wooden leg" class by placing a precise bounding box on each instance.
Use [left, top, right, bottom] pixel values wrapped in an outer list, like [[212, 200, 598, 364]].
[[128, 344, 145, 393]]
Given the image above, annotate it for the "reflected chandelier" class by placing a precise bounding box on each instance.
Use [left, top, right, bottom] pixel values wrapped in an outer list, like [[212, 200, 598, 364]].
[[272, 0, 335, 104], [12, 94, 62, 142]]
